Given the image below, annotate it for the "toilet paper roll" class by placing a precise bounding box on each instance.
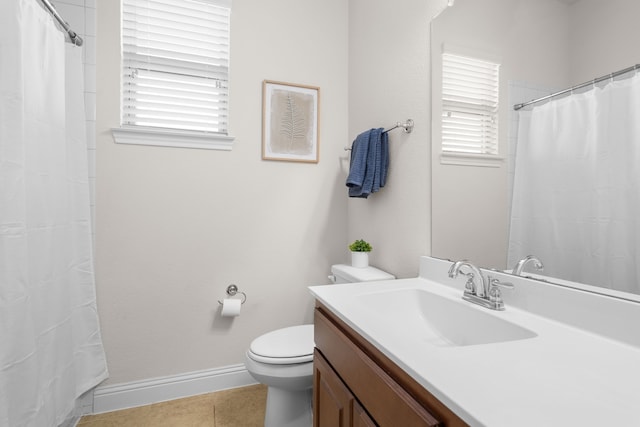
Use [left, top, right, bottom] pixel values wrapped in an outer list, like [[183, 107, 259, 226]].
[[221, 298, 242, 317]]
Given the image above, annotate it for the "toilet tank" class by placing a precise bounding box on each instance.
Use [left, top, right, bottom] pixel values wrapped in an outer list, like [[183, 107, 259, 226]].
[[329, 264, 395, 284]]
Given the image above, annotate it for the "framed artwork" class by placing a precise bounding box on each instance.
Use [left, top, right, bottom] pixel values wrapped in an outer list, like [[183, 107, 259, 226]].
[[262, 80, 320, 163]]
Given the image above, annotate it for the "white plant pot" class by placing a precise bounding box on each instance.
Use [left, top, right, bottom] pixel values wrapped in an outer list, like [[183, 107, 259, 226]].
[[351, 252, 369, 268]]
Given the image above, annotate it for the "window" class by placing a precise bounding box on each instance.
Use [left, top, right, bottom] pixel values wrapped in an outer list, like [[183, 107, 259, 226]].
[[114, 0, 233, 150], [442, 52, 499, 157]]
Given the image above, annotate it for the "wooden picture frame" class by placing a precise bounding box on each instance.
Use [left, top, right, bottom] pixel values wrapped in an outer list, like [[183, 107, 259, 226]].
[[262, 80, 320, 163]]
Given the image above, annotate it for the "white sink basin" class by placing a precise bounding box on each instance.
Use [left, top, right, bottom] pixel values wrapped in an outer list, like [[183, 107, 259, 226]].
[[356, 288, 537, 347]]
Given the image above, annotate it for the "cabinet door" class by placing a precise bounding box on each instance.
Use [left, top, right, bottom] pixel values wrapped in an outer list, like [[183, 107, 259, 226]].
[[354, 400, 377, 427], [314, 349, 358, 427]]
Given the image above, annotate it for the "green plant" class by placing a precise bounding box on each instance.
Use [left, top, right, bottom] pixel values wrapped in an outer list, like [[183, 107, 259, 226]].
[[349, 239, 372, 252]]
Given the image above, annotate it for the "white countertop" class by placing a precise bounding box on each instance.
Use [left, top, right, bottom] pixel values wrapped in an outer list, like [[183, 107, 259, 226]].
[[309, 274, 640, 427]]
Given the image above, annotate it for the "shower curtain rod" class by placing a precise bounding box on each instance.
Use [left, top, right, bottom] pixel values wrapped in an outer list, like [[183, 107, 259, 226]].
[[513, 64, 640, 111], [39, 0, 83, 46]]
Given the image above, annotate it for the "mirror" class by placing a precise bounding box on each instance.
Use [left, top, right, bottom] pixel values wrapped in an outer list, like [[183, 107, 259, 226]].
[[430, 0, 640, 299]]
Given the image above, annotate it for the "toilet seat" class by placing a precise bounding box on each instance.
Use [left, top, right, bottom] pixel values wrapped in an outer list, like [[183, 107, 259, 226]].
[[247, 324, 314, 365]]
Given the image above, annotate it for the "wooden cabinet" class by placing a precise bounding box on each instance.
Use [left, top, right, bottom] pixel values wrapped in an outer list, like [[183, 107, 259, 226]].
[[313, 304, 468, 427]]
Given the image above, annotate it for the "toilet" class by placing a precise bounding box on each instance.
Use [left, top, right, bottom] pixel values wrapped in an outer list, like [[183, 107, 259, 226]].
[[244, 264, 395, 427]]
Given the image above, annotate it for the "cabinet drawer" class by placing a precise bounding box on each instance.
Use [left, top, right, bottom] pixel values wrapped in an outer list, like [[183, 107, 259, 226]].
[[315, 307, 441, 427]]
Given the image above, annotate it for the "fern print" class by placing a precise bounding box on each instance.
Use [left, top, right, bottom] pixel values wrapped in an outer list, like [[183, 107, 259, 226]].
[[269, 88, 314, 156], [280, 93, 307, 152]]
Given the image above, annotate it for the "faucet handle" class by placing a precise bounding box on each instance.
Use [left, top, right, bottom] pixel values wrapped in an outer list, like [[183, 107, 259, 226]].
[[487, 276, 514, 310], [489, 277, 514, 290], [461, 272, 476, 292]]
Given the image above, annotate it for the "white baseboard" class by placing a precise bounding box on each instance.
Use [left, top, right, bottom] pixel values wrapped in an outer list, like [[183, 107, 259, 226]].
[[92, 364, 257, 414]]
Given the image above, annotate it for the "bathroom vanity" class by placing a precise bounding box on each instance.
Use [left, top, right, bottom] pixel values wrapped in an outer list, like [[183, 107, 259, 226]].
[[313, 303, 465, 426], [309, 256, 640, 427]]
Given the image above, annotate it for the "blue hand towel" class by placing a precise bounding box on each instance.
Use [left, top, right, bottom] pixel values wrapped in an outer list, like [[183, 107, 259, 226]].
[[347, 129, 376, 198], [363, 128, 381, 195], [346, 128, 388, 198], [379, 131, 389, 188], [372, 130, 390, 193], [345, 130, 371, 193]]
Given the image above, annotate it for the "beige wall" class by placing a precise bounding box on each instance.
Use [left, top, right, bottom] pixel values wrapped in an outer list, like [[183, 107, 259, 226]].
[[96, 0, 349, 385], [96, 0, 449, 386], [569, 0, 640, 83], [347, 0, 449, 279]]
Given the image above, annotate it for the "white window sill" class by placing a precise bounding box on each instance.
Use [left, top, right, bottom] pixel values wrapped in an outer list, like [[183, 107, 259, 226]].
[[112, 126, 235, 151], [440, 152, 504, 168]]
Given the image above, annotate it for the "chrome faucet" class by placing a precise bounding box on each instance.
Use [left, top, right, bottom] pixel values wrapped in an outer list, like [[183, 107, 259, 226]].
[[448, 260, 514, 310], [448, 260, 487, 298], [512, 255, 544, 276]]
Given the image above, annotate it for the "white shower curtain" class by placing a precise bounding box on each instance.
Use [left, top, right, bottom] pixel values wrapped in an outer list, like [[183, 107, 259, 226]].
[[0, 1, 108, 426], [509, 72, 640, 294]]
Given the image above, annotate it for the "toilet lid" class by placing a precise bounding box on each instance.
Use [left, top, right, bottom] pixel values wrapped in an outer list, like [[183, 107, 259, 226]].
[[248, 324, 314, 365]]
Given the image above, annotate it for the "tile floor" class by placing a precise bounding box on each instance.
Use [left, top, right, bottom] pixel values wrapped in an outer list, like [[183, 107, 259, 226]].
[[77, 384, 267, 427]]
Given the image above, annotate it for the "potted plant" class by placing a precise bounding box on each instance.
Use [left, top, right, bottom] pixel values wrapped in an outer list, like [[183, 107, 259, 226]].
[[349, 239, 372, 268]]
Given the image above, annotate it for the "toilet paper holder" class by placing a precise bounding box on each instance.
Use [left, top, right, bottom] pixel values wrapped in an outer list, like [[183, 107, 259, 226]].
[[218, 284, 247, 305]]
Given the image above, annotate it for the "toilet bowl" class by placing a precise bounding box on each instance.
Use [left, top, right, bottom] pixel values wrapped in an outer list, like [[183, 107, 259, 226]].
[[244, 264, 395, 427], [244, 324, 314, 427]]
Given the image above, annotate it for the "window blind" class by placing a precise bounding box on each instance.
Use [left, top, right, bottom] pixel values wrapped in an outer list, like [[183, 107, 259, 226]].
[[442, 53, 499, 155], [122, 0, 230, 135]]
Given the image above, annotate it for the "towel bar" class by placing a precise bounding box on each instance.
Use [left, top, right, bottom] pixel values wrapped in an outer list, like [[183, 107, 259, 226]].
[[383, 119, 414, 134], [345, 119, 413, 151]]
